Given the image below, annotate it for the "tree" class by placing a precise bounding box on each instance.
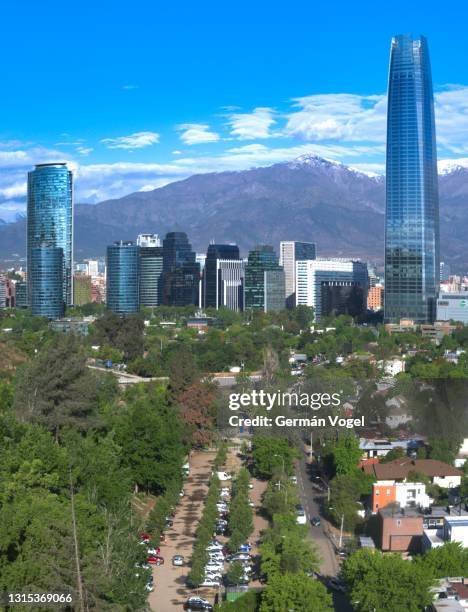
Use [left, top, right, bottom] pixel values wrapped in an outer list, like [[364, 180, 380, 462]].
[[177, 380, 216, 447], [259, 572, 333, 612], [226, 561, 246, 585], [343, 549, 434, 612], [380, 446, 406, 463], [167, 345, 199, 398], [417, 542, 468, 578], [115, 390, 185, 493], [13, 334, 101, 439], [328, 471, 373, 531], [92, 312, 144, 361], [329, 434, 363, 476], [252, 436, 298, 479]]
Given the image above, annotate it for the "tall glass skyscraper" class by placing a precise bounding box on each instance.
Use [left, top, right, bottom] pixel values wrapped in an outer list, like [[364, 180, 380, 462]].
[[30, 245, 64, 319], [244, 245, 285, 312], [203, 244, 240, 308], [106, 241, 140, 314], [139, 246, 163, 307], [161, 232, 200, 306], [384, 35, 440, 323], [27, 163, 73, 308]]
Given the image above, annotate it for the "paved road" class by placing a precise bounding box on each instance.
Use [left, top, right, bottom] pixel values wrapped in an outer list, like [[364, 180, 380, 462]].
[[296, 456, 355, 611], [296, 457, 339, 577]]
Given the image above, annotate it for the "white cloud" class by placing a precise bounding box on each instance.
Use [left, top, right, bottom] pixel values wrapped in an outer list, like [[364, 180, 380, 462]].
[[227, 107, 277, 140], [286, 93, 386, 142], [0, 182, 27, 199], [100, 131, 160, 150], [76, 146, 93, 156], [177, 123, 220, 145]]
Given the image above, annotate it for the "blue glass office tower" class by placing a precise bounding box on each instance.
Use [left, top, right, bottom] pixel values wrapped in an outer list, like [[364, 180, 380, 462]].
[[106, 241, 140, 314], [27, 163, 73, 308], [384, 35, 440, 323], [244, 245, 285, 312], [30, 245, 64, 319], [203, 244, 240, 308], [161, 232, 200, 306]]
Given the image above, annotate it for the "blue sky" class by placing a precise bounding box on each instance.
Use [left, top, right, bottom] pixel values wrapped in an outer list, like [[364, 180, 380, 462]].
[[2, 0, 468, 220]]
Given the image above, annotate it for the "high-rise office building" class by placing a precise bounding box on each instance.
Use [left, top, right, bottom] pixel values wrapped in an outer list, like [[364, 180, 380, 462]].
[[0, 278, 6, 309], [384, 35, 440, 323], [73, 274, 92, 306], [137, 233, 161, 248], [440, 262, 451, 282], [203, 244, 242, 310], [161, 232, 200, 306], [244, 245, 285, 312], [30, 245, 64, 319], [27, 163, 73, 308], [15, 281, 28, 308], [139, 246, 163, 307], [296, 259, 368, 321], [106, 241, 140, 314], [280, 241, 316, 307]]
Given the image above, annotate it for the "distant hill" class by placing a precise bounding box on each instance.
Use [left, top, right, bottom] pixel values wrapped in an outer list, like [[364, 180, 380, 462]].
[[1, 154, 468, 270]]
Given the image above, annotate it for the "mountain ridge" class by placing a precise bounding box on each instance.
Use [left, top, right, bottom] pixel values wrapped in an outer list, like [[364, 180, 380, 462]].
[[1, 155, 468, 271]]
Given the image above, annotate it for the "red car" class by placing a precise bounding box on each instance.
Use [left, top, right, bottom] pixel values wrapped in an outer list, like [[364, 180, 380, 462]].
[[159, 534, 166, 542], [147, 555, 164, 566], [139, 533, 150, 543], [147, 546, 161, 555]]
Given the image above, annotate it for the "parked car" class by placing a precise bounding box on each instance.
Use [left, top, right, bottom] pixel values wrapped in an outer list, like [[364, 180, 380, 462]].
[[183, 596, 213, 611], [165, 519, 173, 527], [139, 533, 150, 543], [206, 542, 223, 551], [172, 555, 184, 566], [290, 475, 298, 484], [227, 553, 251, 562], [248, 499, 255, 507], [327, 577, 346, 593], [147, 547, 161, 555], [296, 505, 307, 525], [311, 516, 321, 527], [205, 562, 224, 570], [238, 543, 252, 552], [147, 555, 164, 566], [200, 579, 220, 587], [216, 472, 232, 481]]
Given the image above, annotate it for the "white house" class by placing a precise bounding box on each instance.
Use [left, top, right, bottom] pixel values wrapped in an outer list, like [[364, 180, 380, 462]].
[[423, 516, 468, 551]]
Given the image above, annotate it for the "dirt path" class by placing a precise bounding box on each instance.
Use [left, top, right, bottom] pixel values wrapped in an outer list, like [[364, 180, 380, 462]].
[[148, 450, 216, 611]]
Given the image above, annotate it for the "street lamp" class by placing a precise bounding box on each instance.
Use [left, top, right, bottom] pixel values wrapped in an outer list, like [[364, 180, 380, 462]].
[[315, 475, 330, 503], [274, 453, 285, 474], [328, 506, 345, 550]]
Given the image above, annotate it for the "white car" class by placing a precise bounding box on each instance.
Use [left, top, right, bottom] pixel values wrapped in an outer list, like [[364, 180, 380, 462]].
[[206, 546, 223, 553], [200, 579, 220, 587], [205, 562, 224, 570], [216, 472, 232, 481], [296, 506, 307, 525], [227, 553, 251, 562], [207, 541, 223, 549]]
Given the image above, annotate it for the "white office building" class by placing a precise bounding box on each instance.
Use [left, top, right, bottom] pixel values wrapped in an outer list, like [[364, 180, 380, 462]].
[[279, 241, 316, 307], [136, 233, 161, 248], [437, 294, 468, 324]]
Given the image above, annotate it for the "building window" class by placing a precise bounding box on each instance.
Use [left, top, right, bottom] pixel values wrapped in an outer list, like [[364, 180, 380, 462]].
[[386, 489, 391, 495]]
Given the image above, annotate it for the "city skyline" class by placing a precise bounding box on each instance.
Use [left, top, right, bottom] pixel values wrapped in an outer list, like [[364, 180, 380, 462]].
[[2, 2, 468, 220]]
